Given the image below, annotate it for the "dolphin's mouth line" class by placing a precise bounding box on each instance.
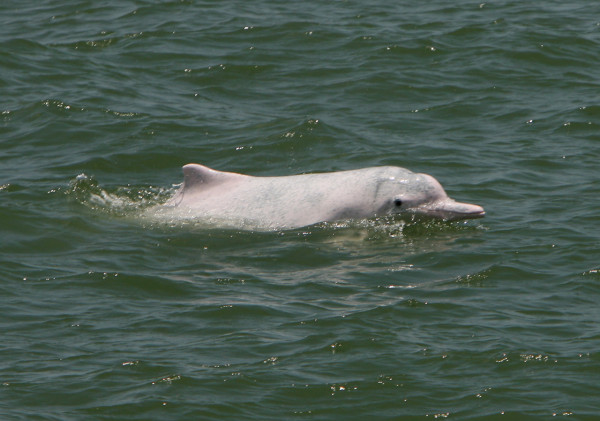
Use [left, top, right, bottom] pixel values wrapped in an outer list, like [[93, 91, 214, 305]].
[[409, 200, 486, 221], [443, 210, 486, 220], [409, 210, 485, 222]]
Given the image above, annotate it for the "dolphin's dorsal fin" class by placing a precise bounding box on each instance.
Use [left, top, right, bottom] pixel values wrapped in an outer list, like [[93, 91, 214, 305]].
[[182, 163, 247, 190]]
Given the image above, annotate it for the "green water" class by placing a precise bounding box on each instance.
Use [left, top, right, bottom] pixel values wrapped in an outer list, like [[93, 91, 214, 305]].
[[2, 1, 600, 419]]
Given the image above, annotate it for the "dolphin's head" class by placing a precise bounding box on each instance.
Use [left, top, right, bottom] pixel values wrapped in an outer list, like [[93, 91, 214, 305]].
[[376, 169, 485, 221]]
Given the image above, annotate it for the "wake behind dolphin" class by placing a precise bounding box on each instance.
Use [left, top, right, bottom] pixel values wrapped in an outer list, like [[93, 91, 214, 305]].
[[150, 164, 485, 231]]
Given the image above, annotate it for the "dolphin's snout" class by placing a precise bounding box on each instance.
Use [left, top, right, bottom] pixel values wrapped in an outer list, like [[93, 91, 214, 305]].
[[439, 201, 485, 221], [418, 199, 485, 221]]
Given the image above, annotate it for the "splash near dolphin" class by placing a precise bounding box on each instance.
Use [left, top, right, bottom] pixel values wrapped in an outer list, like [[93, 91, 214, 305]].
[[155, 164, 485, 231]]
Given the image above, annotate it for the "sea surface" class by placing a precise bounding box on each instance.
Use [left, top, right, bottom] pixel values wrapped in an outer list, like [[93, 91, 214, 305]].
[[2, 1, 600, 419]]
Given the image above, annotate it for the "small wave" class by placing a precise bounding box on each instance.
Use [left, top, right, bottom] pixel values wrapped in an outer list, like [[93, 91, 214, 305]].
[[65, 173, 174, 216]]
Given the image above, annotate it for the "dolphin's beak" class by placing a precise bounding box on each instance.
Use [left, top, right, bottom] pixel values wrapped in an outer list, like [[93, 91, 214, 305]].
[[418, 199, 485, 221]]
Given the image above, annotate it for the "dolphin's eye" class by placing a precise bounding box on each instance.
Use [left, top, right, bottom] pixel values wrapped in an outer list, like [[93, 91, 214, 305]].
[[394, 199, 403, 207]]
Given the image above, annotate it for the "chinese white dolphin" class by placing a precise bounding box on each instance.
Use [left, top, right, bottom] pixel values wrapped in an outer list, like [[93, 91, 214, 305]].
[[158, 164, 484, 231]]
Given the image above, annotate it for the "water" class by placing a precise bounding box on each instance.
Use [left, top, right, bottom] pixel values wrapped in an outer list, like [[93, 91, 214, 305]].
[[2, 0, 600, 419]]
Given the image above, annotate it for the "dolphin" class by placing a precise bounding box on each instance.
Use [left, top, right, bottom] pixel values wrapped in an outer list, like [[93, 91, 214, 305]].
[[158, 164, 485, 231]]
